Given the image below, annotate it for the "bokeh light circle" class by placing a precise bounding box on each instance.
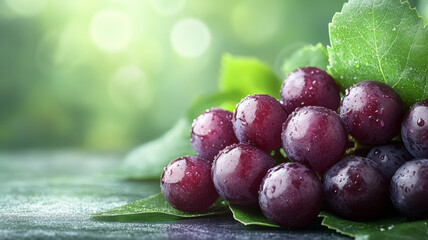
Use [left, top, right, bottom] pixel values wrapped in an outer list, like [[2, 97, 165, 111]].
[[90, 10, 132, 52], [170, 18, 211, 58], [109, 66, 153, 109], [6, 0, 47, 16]]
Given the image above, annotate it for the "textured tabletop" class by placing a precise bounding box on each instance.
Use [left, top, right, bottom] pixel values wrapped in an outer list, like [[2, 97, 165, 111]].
[[0, 151, 349, 239]]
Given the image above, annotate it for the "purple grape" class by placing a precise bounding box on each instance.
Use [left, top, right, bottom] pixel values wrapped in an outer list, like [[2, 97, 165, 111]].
[[281, 106, 347, 172], [401, 100, 428, 158], [367, 144, 413, 180], [161, 156, 218, 213], [191, 108, 239, 161], [280, 67, 340, 113], [323, 156, 388, 220], [212, 143, 274, 206], [340, 80, 404, 145], [390, 159, 428, 218], [259, 162, 323, 229], [232, 94, 288, 152]]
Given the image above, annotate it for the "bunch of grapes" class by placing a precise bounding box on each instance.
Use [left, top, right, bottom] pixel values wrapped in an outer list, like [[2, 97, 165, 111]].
[[161, 67, 428, 228]]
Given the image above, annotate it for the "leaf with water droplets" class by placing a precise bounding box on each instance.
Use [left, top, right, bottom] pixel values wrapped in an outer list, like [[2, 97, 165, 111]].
[[328, 0, 428, 108], [91, 193, 229, 221], [319, 211, 428, 240]]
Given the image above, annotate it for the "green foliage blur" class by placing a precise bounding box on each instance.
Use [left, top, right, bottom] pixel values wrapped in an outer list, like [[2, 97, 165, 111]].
[[0, 0, 423, 150]]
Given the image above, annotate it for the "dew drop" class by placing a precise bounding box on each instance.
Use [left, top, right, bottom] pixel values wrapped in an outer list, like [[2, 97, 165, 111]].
[[417, 118, 425, 127]]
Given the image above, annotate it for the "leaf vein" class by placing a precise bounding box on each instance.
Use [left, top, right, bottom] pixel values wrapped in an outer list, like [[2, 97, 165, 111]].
[[372, 0, 387, 83], [394, 23, 420, 88]]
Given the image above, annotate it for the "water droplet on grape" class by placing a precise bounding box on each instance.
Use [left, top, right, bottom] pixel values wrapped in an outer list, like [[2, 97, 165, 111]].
[[417, 118, 425, 126]]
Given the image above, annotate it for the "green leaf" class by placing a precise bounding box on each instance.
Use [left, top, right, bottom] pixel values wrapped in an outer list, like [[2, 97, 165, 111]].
[[185, 90, 242, 121], [106, 118, 194, 180], [328, 0, 428, 108], [319, 211, 428, 240], [219, 54, 282, 99], [92, 193, 230, 221], [282, 43, 329, 77], [229, 204, 280, 228]]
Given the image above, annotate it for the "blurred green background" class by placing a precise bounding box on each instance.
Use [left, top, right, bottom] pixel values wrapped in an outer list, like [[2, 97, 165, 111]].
[[0, 0, 424, 150]]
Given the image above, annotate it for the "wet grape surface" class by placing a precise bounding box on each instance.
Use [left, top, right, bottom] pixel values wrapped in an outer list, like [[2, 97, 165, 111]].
[[281, 67, 340, 113], [259, 162, 323, 229], [212, 143, 274, 206], [191, 108, 239, 161], [366, 143, 413, 180], [323, 156, 388, 220], [401, 100, 428, 158], [233, 94, 288, 152], [340, 81, 404, 145], [282, 106, 347, 172], [390, 159, 428, 219], [161, 156, 219, 213]]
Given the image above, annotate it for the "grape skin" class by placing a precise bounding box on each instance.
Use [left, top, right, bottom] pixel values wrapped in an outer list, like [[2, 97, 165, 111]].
[[259, 162, 323, 229], [280, 67, 340, 113], [390, 159, 428, 219], [161, 156, 219, 213], [366, 144, 413, 180], [401, 100, 428, 158], [323, 156, 388, 220], [282, 106, 347, 172], [212, 143, 274, 206], [233, 94, 288, 152], [339, 80, 404, 145], [191, 108, 238, 161]]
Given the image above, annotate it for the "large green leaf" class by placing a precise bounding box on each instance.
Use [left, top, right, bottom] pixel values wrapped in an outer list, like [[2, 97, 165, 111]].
[[319, 211, 428, 240], [92, 193, 229, 221], [228, 204, 280, 228], [282, 43, 329, 77], [328, 0, 428, 108], [219, 54, 282, 99], [106, 118, 194, 181]]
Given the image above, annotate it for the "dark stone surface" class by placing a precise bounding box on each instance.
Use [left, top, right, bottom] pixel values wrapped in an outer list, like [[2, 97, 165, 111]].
[[0, 151, 350, 239]]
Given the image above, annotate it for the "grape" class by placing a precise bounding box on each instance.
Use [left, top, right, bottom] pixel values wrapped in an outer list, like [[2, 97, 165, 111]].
[[280, 67, 340, 113], [259, 162, 323, 229], [212, 143, 274, 206], [191, 108, 238, 161], [401, 100, 428, 158], [281, 106, 347, 172], [390, 159, 428, 218], [323, 156, 388, 220], [339, 80, 404, 145], [366, 144, 413, 180], [161, 156, 218, 213], [232, 94, 288, 152]]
